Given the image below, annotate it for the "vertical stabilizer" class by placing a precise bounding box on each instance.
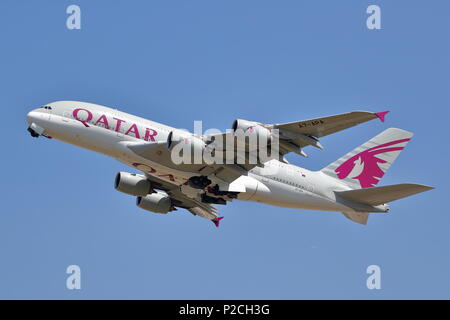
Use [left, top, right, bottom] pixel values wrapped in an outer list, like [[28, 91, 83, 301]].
[[321, 128, 413, 189]]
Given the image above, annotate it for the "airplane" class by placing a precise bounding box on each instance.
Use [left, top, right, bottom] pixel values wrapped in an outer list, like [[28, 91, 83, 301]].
[[26, 101, 433, 226]]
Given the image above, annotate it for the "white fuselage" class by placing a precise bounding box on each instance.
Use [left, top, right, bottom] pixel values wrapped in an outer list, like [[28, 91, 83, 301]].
[[26, 101, 380, 215]]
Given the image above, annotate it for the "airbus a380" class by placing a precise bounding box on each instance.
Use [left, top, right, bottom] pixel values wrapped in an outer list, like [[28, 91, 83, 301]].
[[26, 101, 432, 226]]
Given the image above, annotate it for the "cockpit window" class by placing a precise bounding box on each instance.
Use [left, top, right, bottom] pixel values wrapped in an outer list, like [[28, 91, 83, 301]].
[[42, 106, 52, 110]]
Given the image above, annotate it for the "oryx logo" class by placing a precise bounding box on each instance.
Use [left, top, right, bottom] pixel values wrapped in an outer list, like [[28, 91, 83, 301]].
[[245, 125, 255, 133], [335, 139, 410, 188]]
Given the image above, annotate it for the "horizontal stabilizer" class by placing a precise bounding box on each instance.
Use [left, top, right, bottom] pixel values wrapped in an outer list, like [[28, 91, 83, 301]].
[[336, 183, 434, 206]]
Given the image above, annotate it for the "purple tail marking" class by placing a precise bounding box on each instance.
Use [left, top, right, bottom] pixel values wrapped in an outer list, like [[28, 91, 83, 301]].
[[335, 138, 410, 188]]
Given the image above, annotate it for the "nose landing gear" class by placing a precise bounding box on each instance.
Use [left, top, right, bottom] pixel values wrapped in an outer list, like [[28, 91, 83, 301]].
[[27, 127, 40, 138], [27, 123, 49, 138]]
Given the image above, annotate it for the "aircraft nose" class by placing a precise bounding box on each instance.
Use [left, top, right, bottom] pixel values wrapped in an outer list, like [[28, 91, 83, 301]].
[[26, 110, 40, 124]]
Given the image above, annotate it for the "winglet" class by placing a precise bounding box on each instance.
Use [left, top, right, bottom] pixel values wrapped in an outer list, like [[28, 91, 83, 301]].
[[212, 217, 224, 227], [375, 111, 390, 122]]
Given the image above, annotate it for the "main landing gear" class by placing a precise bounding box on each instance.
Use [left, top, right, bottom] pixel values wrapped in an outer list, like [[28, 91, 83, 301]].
[[207, 184, 239, 199], [188, 176, 212, 189], [188, 176, 240, 205], [201, 193, 227, 205]]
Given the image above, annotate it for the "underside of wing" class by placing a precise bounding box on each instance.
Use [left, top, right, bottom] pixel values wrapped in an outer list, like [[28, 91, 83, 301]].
[[139, 172, 222, 226]]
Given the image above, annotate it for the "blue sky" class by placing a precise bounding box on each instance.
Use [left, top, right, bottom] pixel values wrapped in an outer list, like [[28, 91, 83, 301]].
[[1, 0, 449, 299]]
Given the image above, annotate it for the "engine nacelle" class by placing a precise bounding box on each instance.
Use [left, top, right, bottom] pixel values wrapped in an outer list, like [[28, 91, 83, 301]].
[[167, 130, 206, 164], [114, 172, 152, 196], [136, 192, 172, 214], [231, 119, 273, 145]]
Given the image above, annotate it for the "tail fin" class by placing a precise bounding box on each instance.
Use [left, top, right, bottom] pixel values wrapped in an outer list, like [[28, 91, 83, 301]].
[[321, 128, 413, 189]]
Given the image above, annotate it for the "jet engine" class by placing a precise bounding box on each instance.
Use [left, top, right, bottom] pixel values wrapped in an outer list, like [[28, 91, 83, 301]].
[[231, 119, 274, 145], [114, 172, 152, 196], [166, 130, 206, 164], [136, 192, 173, 214]]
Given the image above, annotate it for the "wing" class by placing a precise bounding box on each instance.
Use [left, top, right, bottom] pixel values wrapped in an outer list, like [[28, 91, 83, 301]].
[[140, 172, 222, 224], [273, 111, 389, 156], [169, 188, 220, 221], [274, 110, 389, 140], [205, 110, 389, 159]]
